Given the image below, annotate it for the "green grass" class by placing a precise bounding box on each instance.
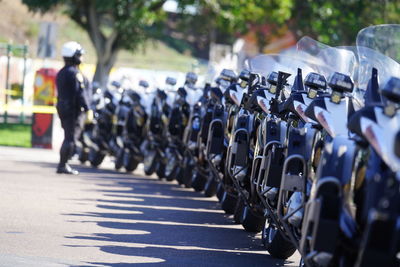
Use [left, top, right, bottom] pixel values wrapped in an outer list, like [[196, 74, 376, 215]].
[[0, 123, 31, 147]]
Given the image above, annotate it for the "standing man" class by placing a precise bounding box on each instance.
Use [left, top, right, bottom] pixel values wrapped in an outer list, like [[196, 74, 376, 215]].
[[56, 41, 90, 174]]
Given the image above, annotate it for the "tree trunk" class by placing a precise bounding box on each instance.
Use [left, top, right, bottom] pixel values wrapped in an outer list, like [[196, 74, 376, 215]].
[[83, 0, 120, 88], [93, 48, 118, 88]]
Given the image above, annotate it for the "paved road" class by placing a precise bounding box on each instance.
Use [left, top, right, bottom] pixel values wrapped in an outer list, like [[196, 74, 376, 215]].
[[0, 146, 300, 266]]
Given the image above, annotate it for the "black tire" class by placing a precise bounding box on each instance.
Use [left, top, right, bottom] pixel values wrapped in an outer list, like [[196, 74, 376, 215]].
[[176, 167, 184, 185], [115, 149, 124, 170], [233, 196, 246, 224], [216, 182, 225, 201], [182, 159, 194, 188], [204, 175, 218, 197], [89, 148, 105, 167], [78, 149, 89, 164], [220, 191, 238, 214], [123, 152, 139, 172], [166, 168, 178, 181], [143, 150, 157, 176], [156, 162, 166, 179], [192, 171, 207, 192], [263, 224, 296, 259], [241, 206, 265, 233], [165, 158, 178, 181]]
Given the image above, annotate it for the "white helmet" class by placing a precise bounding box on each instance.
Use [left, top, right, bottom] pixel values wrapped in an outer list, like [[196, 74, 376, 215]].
[[61, 41, 84, 58]]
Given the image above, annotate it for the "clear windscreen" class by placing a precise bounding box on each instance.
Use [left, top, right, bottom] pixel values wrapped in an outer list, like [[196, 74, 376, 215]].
[[357, 24, 400, 64], [248, 53, 320, 86], [296, 36, 357, 80], [248, 36, 357, 88], [356, 24, 400, 87]]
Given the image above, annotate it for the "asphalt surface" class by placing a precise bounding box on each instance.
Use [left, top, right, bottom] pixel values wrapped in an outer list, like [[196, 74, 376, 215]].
[[0, 146, 300, 267]]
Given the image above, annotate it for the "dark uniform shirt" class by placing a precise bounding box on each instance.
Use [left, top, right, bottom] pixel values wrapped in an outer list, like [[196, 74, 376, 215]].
[[56, 64, 90, 118]]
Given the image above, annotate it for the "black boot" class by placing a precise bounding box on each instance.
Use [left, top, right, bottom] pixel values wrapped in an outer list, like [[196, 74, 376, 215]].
[[57, 163, 79, 175], [57, 141, 78, 174]]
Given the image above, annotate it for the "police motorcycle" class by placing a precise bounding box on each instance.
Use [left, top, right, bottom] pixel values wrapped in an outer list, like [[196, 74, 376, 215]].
[[137, 79, 155, 118], [161, 77, 191, 181], [112, 80, 141, 171], [142, 76, 178, 177], [237, 48, 332, 259], [176, 83, 211, 186], [293, 43, 367, 266], [346, 77, 400, 267], [299, 25, 400, 267], [180, 77, 227, 189], [88, 81, 122, 167], [227, 66, 325, 234], [120, 80, 150, 172], [155, 74, 200, 180], [164, 79, 213, 184], [180, 70, 235, 190], [206, 70, 253, 203], [76, 81, 102, 164], [214, 70, 264, 221], [189, 69, 237, 193]]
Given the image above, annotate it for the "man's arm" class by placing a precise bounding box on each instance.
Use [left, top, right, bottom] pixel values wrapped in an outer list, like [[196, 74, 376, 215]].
[[75, 72, 89, 112]]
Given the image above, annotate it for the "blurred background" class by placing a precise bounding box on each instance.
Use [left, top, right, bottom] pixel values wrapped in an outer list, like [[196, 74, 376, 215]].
[[0, 0, 399, 148]]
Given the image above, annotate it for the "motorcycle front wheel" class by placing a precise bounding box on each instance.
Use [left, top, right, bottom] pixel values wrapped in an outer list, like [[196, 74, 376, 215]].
[[78, 148, 89, 164], [156, 161, 166, 179], [191, 170, 207, 192], [204, 175, 218, 197], [143, 150, 157, 175], [241, 206, 265, 233], [114, 149, 124, 170], [262, 224, 296, 259], [182, 156, 194, 188], [123, 151, 139, 172], [165, 156, 178, 181], [89, 148, 106, 168]]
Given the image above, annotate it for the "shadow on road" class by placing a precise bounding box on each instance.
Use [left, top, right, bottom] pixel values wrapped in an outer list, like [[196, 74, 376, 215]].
[[30, 161, 298, 267]]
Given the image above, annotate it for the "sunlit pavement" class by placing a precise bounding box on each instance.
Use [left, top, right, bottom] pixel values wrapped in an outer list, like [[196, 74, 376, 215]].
[[0, 146, 300, 266]]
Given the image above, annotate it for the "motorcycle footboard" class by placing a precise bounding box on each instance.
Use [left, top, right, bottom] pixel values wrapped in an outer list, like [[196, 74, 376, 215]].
[[264, 146, 285, 188], [206, 119, 224, 155], [355, 210, 398, 267], [231, 129, 249, 167], [300, 177, 342, 265], [276, 155, 308, 248]]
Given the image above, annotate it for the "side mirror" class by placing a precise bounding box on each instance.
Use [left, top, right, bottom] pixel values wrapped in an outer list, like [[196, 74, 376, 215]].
[[166, 77, 177, 86], [111, 80, 121, 88], [139, 80, 149, 88]]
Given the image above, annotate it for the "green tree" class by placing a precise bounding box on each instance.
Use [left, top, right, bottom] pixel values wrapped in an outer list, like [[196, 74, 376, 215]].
[[174, 0, 293, 53], [289, 0, 400, 46], [178, 0, 400, 51], [23, 0, 167, 86], [22, 0, 400, 86]]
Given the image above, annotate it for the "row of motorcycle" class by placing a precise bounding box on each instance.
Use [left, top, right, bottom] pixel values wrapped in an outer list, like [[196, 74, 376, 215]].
[[76, 24, 400, 267]]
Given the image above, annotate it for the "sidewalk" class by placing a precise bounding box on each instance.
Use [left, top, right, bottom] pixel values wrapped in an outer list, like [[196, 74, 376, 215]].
[[0, 146, 300, 266]]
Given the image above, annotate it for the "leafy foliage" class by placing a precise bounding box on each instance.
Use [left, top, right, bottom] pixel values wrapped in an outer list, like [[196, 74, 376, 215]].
[[175, 0, 400, 49], [21, 0, 400, 82], [290, 0, 400, 45], [23, 0, 167, 52], [22, 0, 168, 84]]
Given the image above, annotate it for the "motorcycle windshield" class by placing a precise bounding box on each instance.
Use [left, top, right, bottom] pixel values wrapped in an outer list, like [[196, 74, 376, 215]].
[[357, 24, 400, 63], [356, 25, 400, 89], [249, 36, 355, 86], [248, 53, 320, 86], [185, 87, 203, 107], [296, 36, 357, 80]]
